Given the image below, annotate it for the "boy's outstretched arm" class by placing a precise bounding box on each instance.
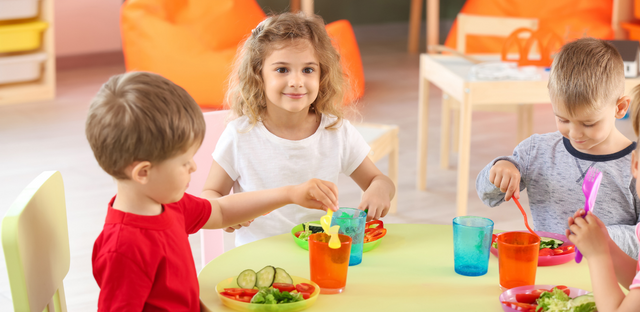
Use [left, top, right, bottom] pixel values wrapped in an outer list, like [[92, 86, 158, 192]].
[[350, 157, 395, 221], [476, 136, 531, 206], [476, 159, 526, 205], [202, 179, 339, 229], [568, 213, 640, 312], [201, 160, 252, 232]]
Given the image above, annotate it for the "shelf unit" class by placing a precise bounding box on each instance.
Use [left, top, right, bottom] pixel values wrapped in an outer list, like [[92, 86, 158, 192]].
[[0, 0, 55, 106]]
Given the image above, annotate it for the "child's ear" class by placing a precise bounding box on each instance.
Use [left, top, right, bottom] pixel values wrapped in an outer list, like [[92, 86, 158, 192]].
[[615, 95, 631, 119], [632, 150, 639, 178], [128, 161, 152, 184]]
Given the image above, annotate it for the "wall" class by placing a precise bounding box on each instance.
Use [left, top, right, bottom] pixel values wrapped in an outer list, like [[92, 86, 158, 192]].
[[54, 0, 122, 57]]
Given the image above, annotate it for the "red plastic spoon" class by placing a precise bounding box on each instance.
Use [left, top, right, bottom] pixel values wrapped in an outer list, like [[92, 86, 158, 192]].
[[513, 197, 539, 239]]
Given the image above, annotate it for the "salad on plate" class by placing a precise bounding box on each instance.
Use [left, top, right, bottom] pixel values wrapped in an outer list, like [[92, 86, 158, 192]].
[[501, 286, 596, 312]]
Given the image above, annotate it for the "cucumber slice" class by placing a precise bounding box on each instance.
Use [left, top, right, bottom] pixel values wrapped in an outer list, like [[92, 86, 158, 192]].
[[237, 269, 257, 289], [540, 237, 564, 249], [308, 224, 324, 234], [273, 267, 293, 284], [256, 266, 276, 288]]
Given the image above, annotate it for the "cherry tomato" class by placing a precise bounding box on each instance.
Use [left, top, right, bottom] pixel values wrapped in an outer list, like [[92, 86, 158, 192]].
[[301, 292, 311, 300], [530, 289, 550, 297], [295, 231, 304, 238], [223, 288, 244, 296], [223, 288, 258, 296], [515, 293, 540, 304], [236, 294, 253, 303], [272, 283, 296, 292], [492, 234, 498, 244], [556, 285, 571, 296], [539, 248, 554, 256], [502, 301, 537, 312], [296, 283, 316, 294], [553, 245, 575, 255], [220, 291, 236, 299]]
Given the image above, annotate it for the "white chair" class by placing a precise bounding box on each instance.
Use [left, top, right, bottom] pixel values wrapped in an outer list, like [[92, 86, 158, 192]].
[[2, 171, 69, 312], [354, 123, 399, 214], [187, 110, 229, 268]]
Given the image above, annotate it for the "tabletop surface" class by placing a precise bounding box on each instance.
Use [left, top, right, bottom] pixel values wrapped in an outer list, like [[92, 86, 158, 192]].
[[198, 224, 593, 311]]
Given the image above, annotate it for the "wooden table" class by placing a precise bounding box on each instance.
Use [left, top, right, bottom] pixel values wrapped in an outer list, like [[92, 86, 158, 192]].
[[416, 54, 640, 216], [199, 224, 593, 311]]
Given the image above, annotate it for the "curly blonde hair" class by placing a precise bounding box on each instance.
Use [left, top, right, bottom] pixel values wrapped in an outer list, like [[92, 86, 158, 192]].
[[226, 12, 347, 129]]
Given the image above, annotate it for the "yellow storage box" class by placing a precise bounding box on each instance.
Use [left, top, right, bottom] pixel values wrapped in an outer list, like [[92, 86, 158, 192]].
[[0, 21, 48, 53]]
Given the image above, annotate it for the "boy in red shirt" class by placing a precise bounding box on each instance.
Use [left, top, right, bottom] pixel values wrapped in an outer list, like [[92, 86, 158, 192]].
[[85, 72, 339, 311]]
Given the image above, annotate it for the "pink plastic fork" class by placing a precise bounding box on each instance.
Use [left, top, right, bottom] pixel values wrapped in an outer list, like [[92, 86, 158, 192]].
[[575, 167, 603, 263]]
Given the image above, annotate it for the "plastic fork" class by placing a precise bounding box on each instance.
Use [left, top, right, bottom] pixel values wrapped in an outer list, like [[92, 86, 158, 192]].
[[513, 197, 539, 239], [575, 167, 603, 263]]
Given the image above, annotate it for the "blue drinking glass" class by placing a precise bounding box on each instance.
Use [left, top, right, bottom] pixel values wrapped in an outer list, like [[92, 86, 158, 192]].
[[331, 207, 366, 266], [452, 216, 494, 276]]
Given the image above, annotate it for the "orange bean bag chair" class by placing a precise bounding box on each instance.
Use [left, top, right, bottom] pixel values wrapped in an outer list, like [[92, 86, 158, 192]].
[[121, 0, 364, 108], [444, 0, 614, 54]]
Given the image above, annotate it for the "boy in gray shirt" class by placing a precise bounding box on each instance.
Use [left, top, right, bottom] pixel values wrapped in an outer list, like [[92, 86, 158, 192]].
[[476, 38, 640, 258]]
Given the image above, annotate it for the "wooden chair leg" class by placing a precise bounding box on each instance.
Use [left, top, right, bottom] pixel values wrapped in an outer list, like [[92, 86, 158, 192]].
[[452, 105, 460, 153], [417, 66, 430, 190], [440, 93, 451, 169], [408, 0, 423, 53], [290, 0, 300, 12], [301, 0, 314, 16], [516, 104, 534, 143], [456, 95, 473, 216], [388, 129, 399, 214]]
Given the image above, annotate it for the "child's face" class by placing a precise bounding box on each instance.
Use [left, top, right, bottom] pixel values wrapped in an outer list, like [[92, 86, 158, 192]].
[[552, 100, 620, 153], [261, 40, 320, 114], [145, 143, 199, 204]]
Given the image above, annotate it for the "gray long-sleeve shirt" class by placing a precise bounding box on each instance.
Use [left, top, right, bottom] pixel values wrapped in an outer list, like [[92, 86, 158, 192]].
[[476, 131, 640, 259]]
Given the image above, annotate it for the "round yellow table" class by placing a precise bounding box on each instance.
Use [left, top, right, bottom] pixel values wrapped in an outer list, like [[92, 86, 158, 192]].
[[198, 224, 593, 311]]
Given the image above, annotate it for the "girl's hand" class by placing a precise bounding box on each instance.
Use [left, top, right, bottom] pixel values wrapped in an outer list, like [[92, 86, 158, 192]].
[[565, 209, 609, 239], [359, 189, 390, 221], [567, 212, 610, 258], [489, 160, 521, 201], [290, 179, 339, 212]]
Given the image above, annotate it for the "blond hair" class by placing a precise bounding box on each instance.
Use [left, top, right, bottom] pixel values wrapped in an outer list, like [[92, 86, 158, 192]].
[[85, 72, 205, 180], [548, 38, 625, 116], [226, 12, 347, 129]]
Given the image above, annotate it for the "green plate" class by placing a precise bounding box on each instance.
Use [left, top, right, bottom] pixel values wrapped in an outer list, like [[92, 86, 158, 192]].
[[291, 221, 383, 252]]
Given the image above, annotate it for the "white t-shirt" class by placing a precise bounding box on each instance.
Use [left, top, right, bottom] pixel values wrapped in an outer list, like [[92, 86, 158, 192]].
[[212, 114, 371, 246]]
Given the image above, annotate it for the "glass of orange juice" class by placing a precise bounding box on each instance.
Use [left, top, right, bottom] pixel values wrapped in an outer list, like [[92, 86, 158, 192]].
[[309, 233, 352, 294], [497, 231, 540, 290]]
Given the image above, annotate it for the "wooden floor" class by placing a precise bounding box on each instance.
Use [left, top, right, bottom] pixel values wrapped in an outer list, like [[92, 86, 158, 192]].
[[0, 22, 636, 311]]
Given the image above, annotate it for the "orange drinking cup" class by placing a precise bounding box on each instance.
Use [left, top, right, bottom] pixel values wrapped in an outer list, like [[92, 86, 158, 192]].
[[497, 231, 540, 290], [309, 233, 352, 294]]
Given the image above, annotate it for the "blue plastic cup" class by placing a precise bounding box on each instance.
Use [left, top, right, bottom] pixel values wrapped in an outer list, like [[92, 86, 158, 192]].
[[452, 216, 494, 276], [331, 207, 366, 266]]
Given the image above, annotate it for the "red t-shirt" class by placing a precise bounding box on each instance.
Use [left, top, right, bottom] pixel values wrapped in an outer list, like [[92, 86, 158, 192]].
[[92, 193, 212, 311]]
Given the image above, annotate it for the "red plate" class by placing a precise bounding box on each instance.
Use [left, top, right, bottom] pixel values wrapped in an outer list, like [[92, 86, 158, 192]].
[[491, 231, 575, 266], [499, 285, 590, 312]]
